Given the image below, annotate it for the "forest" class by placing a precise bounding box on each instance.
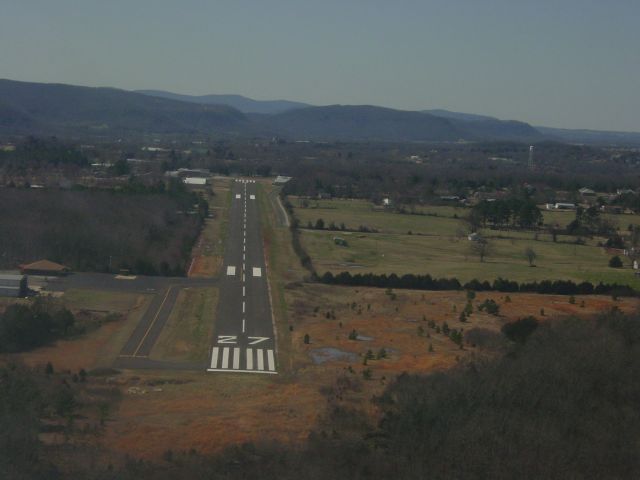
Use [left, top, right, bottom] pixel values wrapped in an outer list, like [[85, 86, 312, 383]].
[[0, 180, 207, 275]]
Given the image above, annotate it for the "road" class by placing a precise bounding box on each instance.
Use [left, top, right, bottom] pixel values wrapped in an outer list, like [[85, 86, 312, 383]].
[[208, 179, 278, 374]]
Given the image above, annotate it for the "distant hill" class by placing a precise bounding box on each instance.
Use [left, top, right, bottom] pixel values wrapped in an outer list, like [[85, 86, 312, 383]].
[[0, 79, 248, 136], [259, 105, 465, 142], [2, 79, 638, 144], [425, 109, 546, 142], [137, 90, 311, 114], [536, 126, 640, 146], [423, 109, 499, 123]]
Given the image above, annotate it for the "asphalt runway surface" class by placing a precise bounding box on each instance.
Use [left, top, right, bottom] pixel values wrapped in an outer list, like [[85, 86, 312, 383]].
[[208, 180, 278, 374]]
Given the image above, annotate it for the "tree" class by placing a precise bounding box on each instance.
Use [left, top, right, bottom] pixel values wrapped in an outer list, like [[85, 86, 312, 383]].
[[303, 334, 310, 344], [501, 316, 538, 344], [314, 218, 325, 230], [524, 246, 537, 267], [470, 238, 491, 262], [609, 256, 623, 268]]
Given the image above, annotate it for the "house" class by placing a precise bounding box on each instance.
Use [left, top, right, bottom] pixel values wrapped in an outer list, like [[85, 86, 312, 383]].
[[382, 198, 393, 207], [468, 233, 481, 241], [20, 260, 70, 276], [0, 274, 28, 297]]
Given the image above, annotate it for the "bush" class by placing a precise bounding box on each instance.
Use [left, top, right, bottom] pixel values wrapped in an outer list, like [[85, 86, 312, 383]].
[[609, 256, 623, 268], [502, 316, 539, 344], [478, 299, 500, 315]]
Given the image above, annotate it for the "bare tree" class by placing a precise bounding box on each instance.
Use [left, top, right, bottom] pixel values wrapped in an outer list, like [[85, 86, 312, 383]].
[[470, 238, 491, 262], [524, 246, 537, 267]]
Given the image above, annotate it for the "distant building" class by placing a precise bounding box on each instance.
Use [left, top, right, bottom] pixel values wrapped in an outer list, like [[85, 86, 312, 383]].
[[440, 195, 460, 202], [579, 187, 596, 196], [382, 198, 392, 207], [0, 274, 27, 297], [165, 168, 210, 178], [20, 260, 70, 276], [547, 203, 576, 210], [183, 177, 208, 186], [273, 176, 292, 185]]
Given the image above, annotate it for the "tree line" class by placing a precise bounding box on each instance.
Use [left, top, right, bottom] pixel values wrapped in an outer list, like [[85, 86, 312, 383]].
[[320, 271, 636, 296]]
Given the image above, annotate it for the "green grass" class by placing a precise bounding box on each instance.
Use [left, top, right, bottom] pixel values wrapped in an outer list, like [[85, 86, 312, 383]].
[[62, 289, 142, 313], [150, 287, 217, 363], [292, 198, 640, 289]]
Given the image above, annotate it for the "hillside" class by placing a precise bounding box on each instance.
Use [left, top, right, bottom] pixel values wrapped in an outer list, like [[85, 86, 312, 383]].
[[425, 109, 546, 141], [138, 90, 310, 114], [0, 79, 248, 136], [261, 104, 465, 142], [536, 126, 640, 146]]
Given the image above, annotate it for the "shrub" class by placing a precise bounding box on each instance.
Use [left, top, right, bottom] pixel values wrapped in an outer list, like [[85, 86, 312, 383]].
[[502, 316, 539, 344], [609, 256, 623, 268]]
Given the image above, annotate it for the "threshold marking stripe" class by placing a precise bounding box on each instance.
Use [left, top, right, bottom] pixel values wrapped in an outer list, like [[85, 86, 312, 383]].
[[221, 347, 230, 368], [257, 349, 264, 371], [233, 347, 240, 369], [267, 350, 276, 371], [210, 347, 219, 369], [246, 348, 253, 370]]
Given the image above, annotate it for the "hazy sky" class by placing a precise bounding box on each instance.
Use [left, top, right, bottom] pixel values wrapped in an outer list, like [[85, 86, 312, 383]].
[[1, 0, 639, 131]]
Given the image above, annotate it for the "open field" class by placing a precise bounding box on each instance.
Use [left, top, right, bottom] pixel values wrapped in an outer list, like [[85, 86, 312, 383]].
[[14, 281, 636, 461], [5, 182, 639, 462], [188, 177, 232, 277], [150, 287, 218, 363], [291, 197, 640, 288]]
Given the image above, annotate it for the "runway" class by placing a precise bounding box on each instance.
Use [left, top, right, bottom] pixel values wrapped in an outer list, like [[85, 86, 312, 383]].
[[208, 179, 277, 374]]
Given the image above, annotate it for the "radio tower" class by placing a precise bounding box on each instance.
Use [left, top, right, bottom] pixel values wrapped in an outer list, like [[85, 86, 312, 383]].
[[528, 145, 535, 170]]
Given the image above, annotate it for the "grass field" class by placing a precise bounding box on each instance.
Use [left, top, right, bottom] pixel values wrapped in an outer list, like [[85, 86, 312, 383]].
[[62, 289, 144, 313], [188, 178, 232, 277], [150, 286, 218, 363], [291, 197, 640, 288]]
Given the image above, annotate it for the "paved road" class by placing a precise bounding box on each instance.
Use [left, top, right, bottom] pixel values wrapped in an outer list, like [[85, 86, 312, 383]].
[[44, 272, 216, 293], [208, 179, 278, 374]]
